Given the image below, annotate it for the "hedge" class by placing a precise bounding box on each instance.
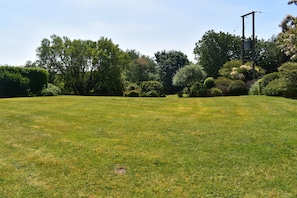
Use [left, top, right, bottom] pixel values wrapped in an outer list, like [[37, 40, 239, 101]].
[[0, 66, 48, 97]]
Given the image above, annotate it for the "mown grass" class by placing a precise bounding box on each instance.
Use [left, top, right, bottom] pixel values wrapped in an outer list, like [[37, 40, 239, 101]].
[[1, 95, 297, 197]]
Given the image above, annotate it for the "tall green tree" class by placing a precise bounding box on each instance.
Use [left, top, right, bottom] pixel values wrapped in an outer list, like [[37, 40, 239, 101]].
[[257, 37, 290, 73], [36, 35, 129, 95], [125, 50, 159, 85], [155, 50, 189, 94], [36, 35, 91, 94], [90, 38, 130, 95], [193, 30, 242, 77]]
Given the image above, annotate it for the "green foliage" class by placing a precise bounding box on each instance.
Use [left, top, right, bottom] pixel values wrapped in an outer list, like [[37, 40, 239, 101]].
[[228, 80, 247, 96], [279, 62, 297, 98], [248, 80, 261, 95], [194, 30, 242, 77], [278, 62, 297, 72], [141, 81, 165, 97], [260, 72, 280, 90], [177, 90, 183, 97], [123, 83, 141, 97], [251, 63, 297, 98], [25, 67, 48, 95], [155, 50, 189, 94], [194, 30, 283, 78], [214, 77, 247, 96], [36, 35, 130, 96], [0, 68, 30, 97], [92, 38, 130, 96], [172, 64, 206, 89], [204, 77, 215, 89], [125, 82, 140, 91], [209, 87, 223, 96], [125, 53, 159, 84], [0, 66, 48, 97], [41, 83, 61, 96], [257, 37, 289, 73], [262, 79, 285, 96], [123, 81, 165, 97], [219, 60, 243, 78], [189, 83, 208, 97], [214, 77, 233, 95], [219, 60, 265, 81]]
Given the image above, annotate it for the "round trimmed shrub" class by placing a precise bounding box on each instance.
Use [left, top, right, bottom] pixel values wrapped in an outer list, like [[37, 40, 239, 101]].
[[204, 77, 215, 89]]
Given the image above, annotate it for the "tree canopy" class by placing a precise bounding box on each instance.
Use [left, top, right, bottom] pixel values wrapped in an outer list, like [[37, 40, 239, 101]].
[[125, 50, 159, 85], [193, 30, 242, 78], [155, 50, 189, 94], [36, 35, 130, 95]]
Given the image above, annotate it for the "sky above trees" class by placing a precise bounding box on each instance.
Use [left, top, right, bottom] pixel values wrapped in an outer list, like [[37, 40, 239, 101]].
[[0, 0, 296, 65]]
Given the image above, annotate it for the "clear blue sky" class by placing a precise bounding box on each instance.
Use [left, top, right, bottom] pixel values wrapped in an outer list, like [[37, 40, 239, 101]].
[[0, 0, 295, 65]]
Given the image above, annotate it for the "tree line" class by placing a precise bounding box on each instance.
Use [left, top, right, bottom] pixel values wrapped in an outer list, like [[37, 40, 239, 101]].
[[1, 0, 297, 98]]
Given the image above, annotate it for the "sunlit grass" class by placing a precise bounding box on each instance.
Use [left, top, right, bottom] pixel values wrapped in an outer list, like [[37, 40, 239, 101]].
[[1, 95, 297, 197]]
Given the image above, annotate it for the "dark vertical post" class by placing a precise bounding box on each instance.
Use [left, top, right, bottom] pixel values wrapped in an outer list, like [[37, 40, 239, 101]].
[[241, 16, 245, 65], [241, 11, 256, 79], [252, 11, 256, 80]]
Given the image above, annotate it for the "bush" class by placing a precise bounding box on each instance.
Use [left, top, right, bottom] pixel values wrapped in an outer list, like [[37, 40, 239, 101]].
[[41, 83, 61, 96], [282, 69, 297, 98], [279, 62, 297, 98], [260, 72, 280, 89], [125, 83, 140, 91], [262, 79, 285, 96], [248, 79, 261, 95], [215, 77, 233, 95], [141, 81, 165, 97], [228, 80, 247, 96], [278, 62, 297, 72], [141, 90, 160, 97], [219, 60, 243, 78], [189, 83, 208, 97], [0, 69, 30, 97], [123, 83, 141, 97], [0, 66, 48, 97], [209, 87, 223, 97], [177, 90, 183, 97], [25, 68, 48, 95], [253, 63, 297, 98], [219, 60, 265, 81], [204, 77, 215, 89]]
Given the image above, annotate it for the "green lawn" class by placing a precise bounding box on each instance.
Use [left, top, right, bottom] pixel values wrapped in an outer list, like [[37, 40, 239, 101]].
[[1, 95, 297, 197]]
